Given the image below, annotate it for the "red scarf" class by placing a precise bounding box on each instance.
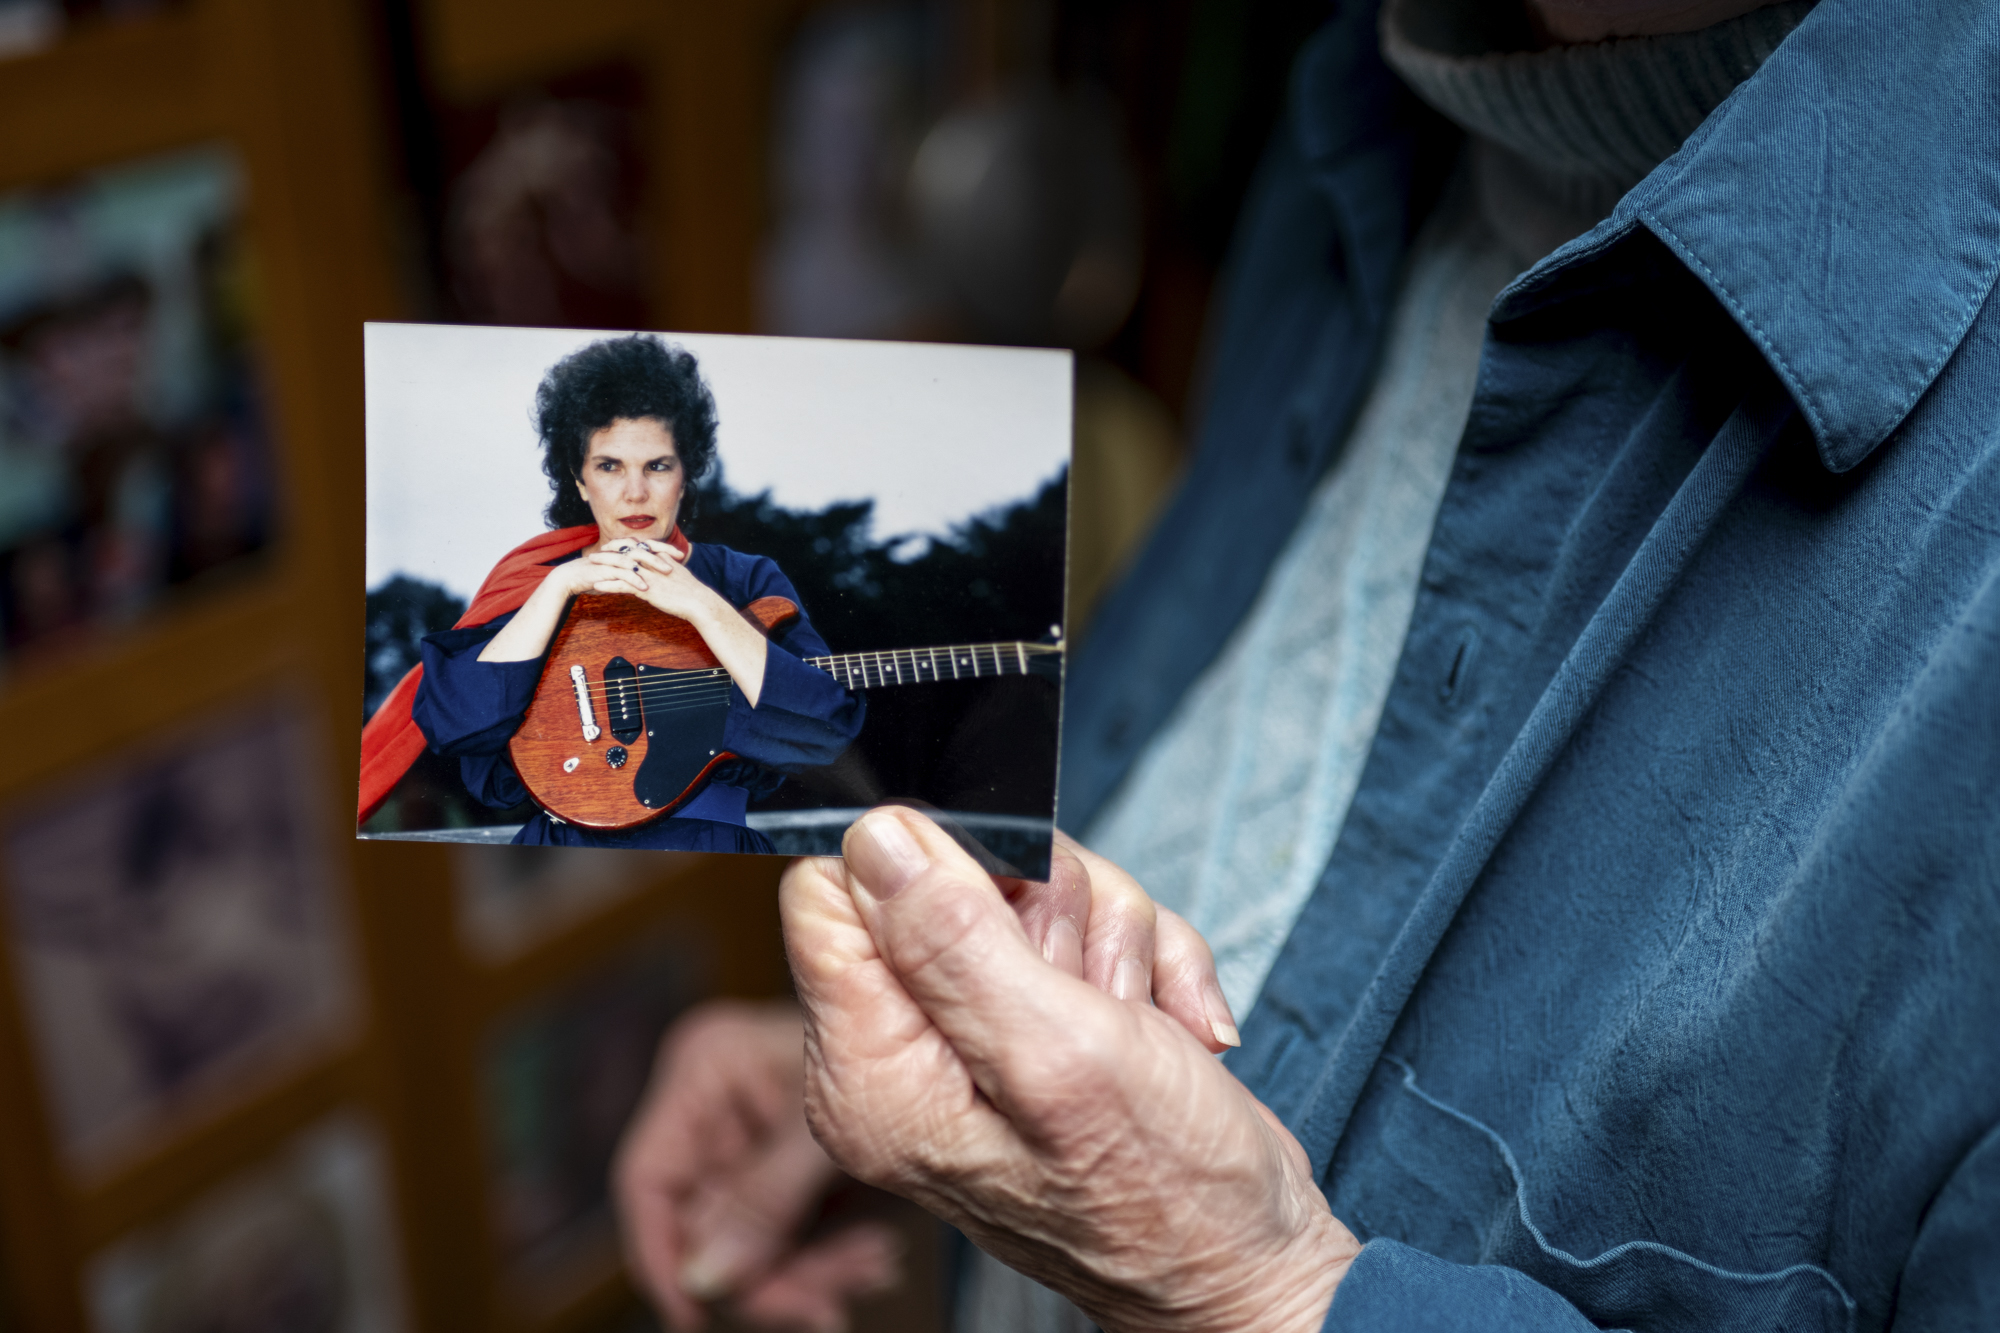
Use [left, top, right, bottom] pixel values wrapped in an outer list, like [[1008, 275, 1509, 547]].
[[357, 523, 689, 824]]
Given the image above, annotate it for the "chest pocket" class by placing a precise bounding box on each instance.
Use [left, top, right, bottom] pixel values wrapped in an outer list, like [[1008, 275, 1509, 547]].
[[1327, 1057, 1856, 1333]]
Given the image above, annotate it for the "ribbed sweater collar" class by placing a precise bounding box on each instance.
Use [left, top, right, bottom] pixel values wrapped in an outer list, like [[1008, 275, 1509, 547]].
[[1381, 0, 1816, 220]]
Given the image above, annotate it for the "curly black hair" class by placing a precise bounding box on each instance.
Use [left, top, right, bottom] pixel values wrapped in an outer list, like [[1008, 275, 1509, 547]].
[[535, 335, 720, 529]]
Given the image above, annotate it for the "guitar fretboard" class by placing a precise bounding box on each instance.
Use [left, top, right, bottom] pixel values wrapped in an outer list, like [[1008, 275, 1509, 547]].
[[805, 642, 1060, 690]]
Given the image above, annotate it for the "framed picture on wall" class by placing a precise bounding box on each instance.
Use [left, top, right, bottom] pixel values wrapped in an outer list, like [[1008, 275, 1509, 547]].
[[86, 1114, 407, 1333], [1, 696, 355, 1173], [481, 928, 707, 1305], [0, 143, 278, 676]]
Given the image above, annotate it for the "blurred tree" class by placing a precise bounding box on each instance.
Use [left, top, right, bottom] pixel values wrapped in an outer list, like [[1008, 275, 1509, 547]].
[[691, 470, 1069, 816], [689, 468, 1067, 655], [362, 573, 463, 719]]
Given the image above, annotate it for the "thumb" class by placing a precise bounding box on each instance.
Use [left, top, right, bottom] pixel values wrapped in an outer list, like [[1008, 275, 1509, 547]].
[[840, 808, 1097, 1091]]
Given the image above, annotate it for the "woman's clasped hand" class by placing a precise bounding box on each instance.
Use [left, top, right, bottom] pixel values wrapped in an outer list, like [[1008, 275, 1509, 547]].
[[783, 810, 1362, 1333], [582, 539, 711, 622], [531, 539, 715, 622]]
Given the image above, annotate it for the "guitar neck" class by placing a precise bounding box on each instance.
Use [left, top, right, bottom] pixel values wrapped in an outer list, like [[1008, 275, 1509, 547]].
[[805, 643, 1060, 690]]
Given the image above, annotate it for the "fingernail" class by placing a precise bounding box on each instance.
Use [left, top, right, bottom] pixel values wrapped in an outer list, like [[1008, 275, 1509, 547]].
[[678, 1255, 729, 1301], [1203, 978, 1240, 1047], [848, 811, 929, 900], [1043, 915, 1082, 975], [1112, 956, 1149, 1003], [679, 1226, 760, 1301]]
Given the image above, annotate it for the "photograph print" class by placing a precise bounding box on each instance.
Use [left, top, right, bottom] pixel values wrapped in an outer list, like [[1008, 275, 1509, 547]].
[[361, 325, 1068, 877]]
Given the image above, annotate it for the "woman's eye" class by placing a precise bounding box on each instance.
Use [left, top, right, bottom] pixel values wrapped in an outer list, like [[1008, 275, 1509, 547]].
[[649, 459, 675, 472]]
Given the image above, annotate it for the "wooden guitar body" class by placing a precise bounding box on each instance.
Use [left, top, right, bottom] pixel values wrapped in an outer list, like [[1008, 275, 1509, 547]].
[[508, 594, 798, 830]]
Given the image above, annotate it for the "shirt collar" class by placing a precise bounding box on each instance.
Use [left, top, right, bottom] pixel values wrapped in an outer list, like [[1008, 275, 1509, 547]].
[[1499, 0, 2000, 473]]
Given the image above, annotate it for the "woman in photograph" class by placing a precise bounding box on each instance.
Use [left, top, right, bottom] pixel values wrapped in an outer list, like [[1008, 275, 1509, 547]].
[[385, 334, 864, 851]]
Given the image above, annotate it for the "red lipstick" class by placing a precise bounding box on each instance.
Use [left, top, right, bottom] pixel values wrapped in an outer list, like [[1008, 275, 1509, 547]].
[[620, 516, 657, 530]]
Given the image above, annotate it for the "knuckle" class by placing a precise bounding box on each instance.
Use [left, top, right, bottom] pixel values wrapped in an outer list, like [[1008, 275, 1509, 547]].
[[1153, 909, 1213, 975], [1091, 876, 1158, 935], [1002, 1008, 1123, 1115], [879, 873, 994, 979]]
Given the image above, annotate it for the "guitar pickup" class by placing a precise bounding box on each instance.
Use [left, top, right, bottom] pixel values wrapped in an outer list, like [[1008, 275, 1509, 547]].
[[602, 655, 643, 744]]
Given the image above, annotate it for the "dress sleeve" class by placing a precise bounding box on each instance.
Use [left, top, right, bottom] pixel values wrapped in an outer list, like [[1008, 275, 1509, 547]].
[[714, 551, 866, 771], [412, 612, 540, 809]]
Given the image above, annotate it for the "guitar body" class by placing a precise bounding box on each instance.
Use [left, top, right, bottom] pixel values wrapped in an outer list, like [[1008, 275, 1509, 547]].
[[508, 593, 799, 830]]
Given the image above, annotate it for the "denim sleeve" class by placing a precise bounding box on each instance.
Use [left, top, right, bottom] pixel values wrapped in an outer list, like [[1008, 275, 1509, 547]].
[[1887, 1120, 2000, 1333], [720, 634, 865, 771], [412, 614, 539, 809], [715, 549, 866, 771], [1328, 1145, 2000, 1333], [1324, 1241, 1613, 1333]]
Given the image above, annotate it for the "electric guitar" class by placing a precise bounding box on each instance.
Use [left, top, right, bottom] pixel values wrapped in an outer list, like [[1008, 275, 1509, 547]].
[[507, 593, 1063, 830]]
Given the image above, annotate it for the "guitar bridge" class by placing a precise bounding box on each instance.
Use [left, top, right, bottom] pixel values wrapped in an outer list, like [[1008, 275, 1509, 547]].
[[569, 664, 601, 742]]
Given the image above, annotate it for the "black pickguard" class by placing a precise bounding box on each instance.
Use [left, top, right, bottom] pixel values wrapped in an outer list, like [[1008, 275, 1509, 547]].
[[630, 666, 732, 814]]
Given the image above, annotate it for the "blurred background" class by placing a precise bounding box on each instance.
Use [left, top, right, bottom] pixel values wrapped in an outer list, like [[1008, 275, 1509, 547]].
[[0, 1, 1321, 1329]]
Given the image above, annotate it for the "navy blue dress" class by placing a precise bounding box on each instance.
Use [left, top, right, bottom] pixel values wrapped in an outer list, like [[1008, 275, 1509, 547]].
[[412, 543, 864, 852]]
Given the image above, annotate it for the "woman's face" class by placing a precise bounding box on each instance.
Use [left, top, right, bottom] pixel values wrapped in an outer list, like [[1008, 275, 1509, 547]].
[[576, 416, 685, 544]]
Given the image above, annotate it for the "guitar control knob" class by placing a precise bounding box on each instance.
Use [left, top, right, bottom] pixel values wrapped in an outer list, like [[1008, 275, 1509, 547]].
[[605, 746, 629, 769]]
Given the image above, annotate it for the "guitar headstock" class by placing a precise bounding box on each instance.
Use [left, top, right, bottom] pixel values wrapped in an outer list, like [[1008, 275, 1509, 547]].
[[1025, 625, 1065, 679]]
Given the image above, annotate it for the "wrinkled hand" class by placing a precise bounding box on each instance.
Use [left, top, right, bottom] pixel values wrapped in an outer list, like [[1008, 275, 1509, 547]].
[[613, 1001, 900, 1332], [995, 830, 1241, 1051], [615, 828, 1245, 1331], [783, 808, 1360, 1333]]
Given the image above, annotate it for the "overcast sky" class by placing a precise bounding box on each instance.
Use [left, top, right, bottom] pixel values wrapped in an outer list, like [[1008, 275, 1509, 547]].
[[365, 324, 1071, 603]]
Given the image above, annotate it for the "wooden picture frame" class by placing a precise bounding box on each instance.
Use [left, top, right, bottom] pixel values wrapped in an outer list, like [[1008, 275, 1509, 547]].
[[0, 3, 800, 1332]]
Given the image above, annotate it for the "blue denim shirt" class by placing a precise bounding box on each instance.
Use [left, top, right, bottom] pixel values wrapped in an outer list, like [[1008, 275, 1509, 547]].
[[1063, 1, 2000, 1329]]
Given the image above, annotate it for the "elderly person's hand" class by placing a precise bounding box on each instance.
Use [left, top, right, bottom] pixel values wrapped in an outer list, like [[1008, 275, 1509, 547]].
[[612, 1000, 900, 1333], [783, 808, 1361, 1333], [616, 827, 1244, 1331]]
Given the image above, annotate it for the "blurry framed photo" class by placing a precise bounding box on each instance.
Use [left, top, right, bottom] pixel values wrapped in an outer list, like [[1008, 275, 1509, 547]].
[[0, 143, 277, 674], [480, 928, 706, 1306], [87, 1114, 407, 1333], [361, 324, 1069, 877], [1, 697, 355, 1173]]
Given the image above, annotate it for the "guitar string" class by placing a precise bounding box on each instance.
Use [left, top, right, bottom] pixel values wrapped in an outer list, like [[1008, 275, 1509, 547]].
[[562, 643, 1060, 702], [568, 657, 1057, 712], [560, 640, 1060, 693], [560, 688, 736, 734], [569, 660, 1053, 703], [576, 653, 1055, 713], [544, 660, 1074, 742], [566, 668, 1057, 710], [554, 655, 1062, 737], [531, 643, 1062, 806]]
